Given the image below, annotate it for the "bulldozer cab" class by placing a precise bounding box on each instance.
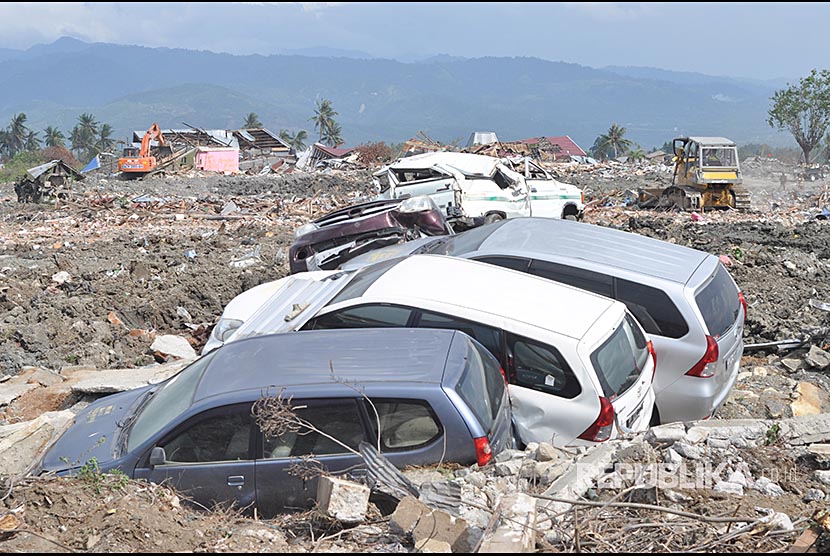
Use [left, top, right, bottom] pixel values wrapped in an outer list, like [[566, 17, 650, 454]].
[[672, 137, 741, 188]]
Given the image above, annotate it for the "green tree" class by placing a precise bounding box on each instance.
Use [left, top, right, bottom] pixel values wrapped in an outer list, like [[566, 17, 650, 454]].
[[44, 126, 65, 148], [309, 98, 340, 143], [70, 113, 101, 162], [594, 123, 633, 160], [97, 123, 115, 152], [243, 112, 263, 128], [24, 130, 41, 152], [768, 69, 830, 165], [279, 129, 308, 151], [321, 120, 343, 147], [4, 113, 29, 157]]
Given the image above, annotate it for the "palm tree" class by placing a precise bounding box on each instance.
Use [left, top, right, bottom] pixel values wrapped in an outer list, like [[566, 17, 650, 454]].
[[24, 130, 41, 152], [78, 113, 98, 137], [97, 123, 115, 152], [309, 98, 339, 142], [71, 113, 100, 161], [595, 123, 633, 159], [44, 126, 65, 148], [321, 120, 343, 147], [280, 129, 309, 151], [6, 113, 29, 156], [243, 112, 262, 128]]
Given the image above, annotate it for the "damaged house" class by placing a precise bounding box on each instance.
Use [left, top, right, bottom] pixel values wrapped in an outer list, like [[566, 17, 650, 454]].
[[519, 135, 588, 162]]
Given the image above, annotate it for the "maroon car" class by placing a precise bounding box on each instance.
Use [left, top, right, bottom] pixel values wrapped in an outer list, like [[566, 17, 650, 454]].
[[289, 196, 452, 274]]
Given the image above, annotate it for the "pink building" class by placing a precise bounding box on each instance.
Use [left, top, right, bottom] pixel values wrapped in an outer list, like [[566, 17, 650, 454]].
[[195, 147, 239, 173]]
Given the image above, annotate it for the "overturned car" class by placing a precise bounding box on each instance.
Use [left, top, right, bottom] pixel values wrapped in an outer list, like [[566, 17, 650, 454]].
[[374, 152, 584, 227], [289, 195, 452, 274]]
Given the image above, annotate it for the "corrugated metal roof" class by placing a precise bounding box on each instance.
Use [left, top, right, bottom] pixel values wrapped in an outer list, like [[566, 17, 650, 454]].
[[519, 136, 587, 157], [313, 143, 354, 158], [466, 131, 499, 147], [26, 160, 84, 181]]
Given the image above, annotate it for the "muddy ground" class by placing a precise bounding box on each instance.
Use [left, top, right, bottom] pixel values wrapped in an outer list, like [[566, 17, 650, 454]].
[[1, 163, 829, 552]]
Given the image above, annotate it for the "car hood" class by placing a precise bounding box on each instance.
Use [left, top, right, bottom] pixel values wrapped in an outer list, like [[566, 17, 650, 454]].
[[340, 236, 438, 271], [38, 387, 150, 473]]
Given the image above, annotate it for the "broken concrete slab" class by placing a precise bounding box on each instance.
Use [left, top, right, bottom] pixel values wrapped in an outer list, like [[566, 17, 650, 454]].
[[416, 538, 452, 553], [541, 443, 615, 514], [805, 345, 830, 370], [645, 422, 686, 445], [316, 476, 370, 523], [791, 382, 829, 416], [0, 410, 73, 477], [0, 383, 38, 407], [535, 442, 560, 462], [150, 334, 197, 360], [714, 481, 744, 496], [814, 470, 830, 487], [478, 493, 537, 553], [684, 419, 770, 448], [69, 361, 186, 394], [390, 496, 430, 536], [780, 358, 803, 372], [778, 414, 830, 445]]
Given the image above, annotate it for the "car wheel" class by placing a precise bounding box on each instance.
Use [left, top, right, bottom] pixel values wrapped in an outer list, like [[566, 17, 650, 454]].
[[484, 213, 504, 225]]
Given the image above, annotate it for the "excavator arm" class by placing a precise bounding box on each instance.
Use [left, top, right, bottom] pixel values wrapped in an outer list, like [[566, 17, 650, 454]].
[[139, 123, 165, 157]]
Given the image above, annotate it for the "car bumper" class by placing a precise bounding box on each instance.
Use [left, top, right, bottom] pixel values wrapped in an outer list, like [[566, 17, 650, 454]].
[[655, 353, 741, 423]]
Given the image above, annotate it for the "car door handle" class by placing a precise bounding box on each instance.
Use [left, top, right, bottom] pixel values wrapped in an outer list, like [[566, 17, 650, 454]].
[[436, 185, 450, 191], [227, 475, 245, 487]]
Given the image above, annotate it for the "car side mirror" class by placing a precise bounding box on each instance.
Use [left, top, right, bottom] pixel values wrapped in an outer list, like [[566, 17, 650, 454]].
[[149, 446, 166, 467]]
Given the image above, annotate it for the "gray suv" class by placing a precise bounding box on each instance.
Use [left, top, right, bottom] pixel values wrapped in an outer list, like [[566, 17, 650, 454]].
[[37, 328, 512, 516], [343, 217, 746, 424]]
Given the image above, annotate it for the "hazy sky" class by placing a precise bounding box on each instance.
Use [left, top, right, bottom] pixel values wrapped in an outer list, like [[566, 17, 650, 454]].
[[0, 2, 827, 80]]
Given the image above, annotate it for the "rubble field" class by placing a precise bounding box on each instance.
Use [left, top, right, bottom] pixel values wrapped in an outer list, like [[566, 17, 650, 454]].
[[1, 161, 830, 552]]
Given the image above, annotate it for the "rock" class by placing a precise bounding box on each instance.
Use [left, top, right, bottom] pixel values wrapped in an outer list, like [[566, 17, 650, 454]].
[[316, 476, 370, 524], [495, 460, 523, 477], [412, 506, 474, 553], [791, 382, 828, 417], [664, 448, 682, 466], [803, 488, 826, 502], [805, 345, 830, 370], [523, 442, 539, 456], [69, 362, 184, 394], [808, 443, 830, 463], [416, 538, 452, 553], [51, 270, 71, 284], [727, 470, 748, 487], [542, 443, 615, 514], [645, 422, 686, 445], [616, 438, 655, 462], [714, 481, 744, 496], [780, 358, 802, 372], [783, 260, 797, 272], [494, 449, 525, 463], [779, 414, 830, 445], [532, 461, 570, 484], [535, 442, 560, 462], [150, 335, 197, 360], [672, 442, 702, 460], [814, 470, 830, 486], [0, 410, 74, 477], [390, 496, 430, 535], [753, 366, 770, 378], [753, 477, 785, 497], [0, 383, 38, 407], [478, 493, 537, 553], [663, 489, 692, 503]]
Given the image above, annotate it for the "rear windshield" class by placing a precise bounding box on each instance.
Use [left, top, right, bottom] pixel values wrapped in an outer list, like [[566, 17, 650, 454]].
[[327, 258, 400, 305], [423, 220, 509, 257], [590, 314, 649, 399], [127, 351, 216, 451], [695, 264, 740, 338], [456, 341, 506, 432]]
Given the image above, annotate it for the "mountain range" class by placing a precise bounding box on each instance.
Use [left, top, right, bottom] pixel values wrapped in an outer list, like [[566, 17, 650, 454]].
[[0, 37, 788, 150]]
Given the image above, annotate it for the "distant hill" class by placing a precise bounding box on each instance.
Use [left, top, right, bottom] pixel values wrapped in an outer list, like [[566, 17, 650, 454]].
[[0, 38, 788, 149]]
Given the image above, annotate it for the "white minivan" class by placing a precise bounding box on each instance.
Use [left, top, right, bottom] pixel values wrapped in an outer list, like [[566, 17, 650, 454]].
[[204, 255, 655, 447]]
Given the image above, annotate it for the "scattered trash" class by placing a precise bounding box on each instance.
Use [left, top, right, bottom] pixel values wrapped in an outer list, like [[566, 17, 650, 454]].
[[229, 245, 262, 269], [184, 249, 197, 260], [51, 271, 71, 285]]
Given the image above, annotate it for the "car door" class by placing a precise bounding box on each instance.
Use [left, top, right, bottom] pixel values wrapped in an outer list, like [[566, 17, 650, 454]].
[[134, 404, 256, 514], [390, 167, 456, 213], [254, 398, 367, 517]]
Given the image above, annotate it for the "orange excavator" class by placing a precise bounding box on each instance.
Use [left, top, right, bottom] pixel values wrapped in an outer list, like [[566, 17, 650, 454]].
[[118, 123, 165, 174]]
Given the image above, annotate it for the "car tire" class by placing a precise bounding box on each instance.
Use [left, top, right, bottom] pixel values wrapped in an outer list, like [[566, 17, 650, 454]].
[[564, 215, 577, 221], [484, 213, 504, 225]]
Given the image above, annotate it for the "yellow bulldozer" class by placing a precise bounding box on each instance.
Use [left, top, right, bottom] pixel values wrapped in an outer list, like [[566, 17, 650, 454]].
[[640, 136, 751, 211]]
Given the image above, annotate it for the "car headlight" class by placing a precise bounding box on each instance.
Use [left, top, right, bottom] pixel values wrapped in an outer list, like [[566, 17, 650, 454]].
[[294, 223, 319, 239], [399, 195, 439, 213], [211, 318, 244, 342]]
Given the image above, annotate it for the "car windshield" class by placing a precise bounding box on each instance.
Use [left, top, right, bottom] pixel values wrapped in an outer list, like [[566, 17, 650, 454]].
[[455, 341, 505, 432], [590, 314, 649, 399], [327, 257, 401, 305], [695, 264, 740, 338], [422, 220, 509, 256], [126, 351, 216, 452]]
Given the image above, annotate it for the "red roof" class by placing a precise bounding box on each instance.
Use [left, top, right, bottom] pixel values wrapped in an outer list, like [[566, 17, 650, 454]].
[[518, 136, 586, 158], [313, 143, 354, 158]]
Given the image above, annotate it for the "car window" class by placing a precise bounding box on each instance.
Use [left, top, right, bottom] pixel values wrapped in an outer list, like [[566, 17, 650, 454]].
[[528, 260, 614, 297], [415, 309, 503, 358], [473, 255, 531, 273], [590, 314, 649, 399], [509, 335, 581, 399], [367, 399, 442, 450], [469, 341, 507, 423], [423, 221, 508, 257], [695, 264, 740, 338], [327, 258, 401, 306], [455, 343, 499, 432], [263, 399, 364, 459], [306, 304, 413, 330], [162, 409, 252, 463], [616, 278, 689, 338], [128, 350, 217, 452]]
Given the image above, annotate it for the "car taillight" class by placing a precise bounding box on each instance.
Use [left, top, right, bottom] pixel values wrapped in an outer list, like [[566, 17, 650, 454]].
[[686, 335, 719, 378], [738, 292, 747, 324], [473, 436, 493, 466], [499, 367, 508, 385], [577, 397, 615, 442], [647, 340, 657, 381]]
